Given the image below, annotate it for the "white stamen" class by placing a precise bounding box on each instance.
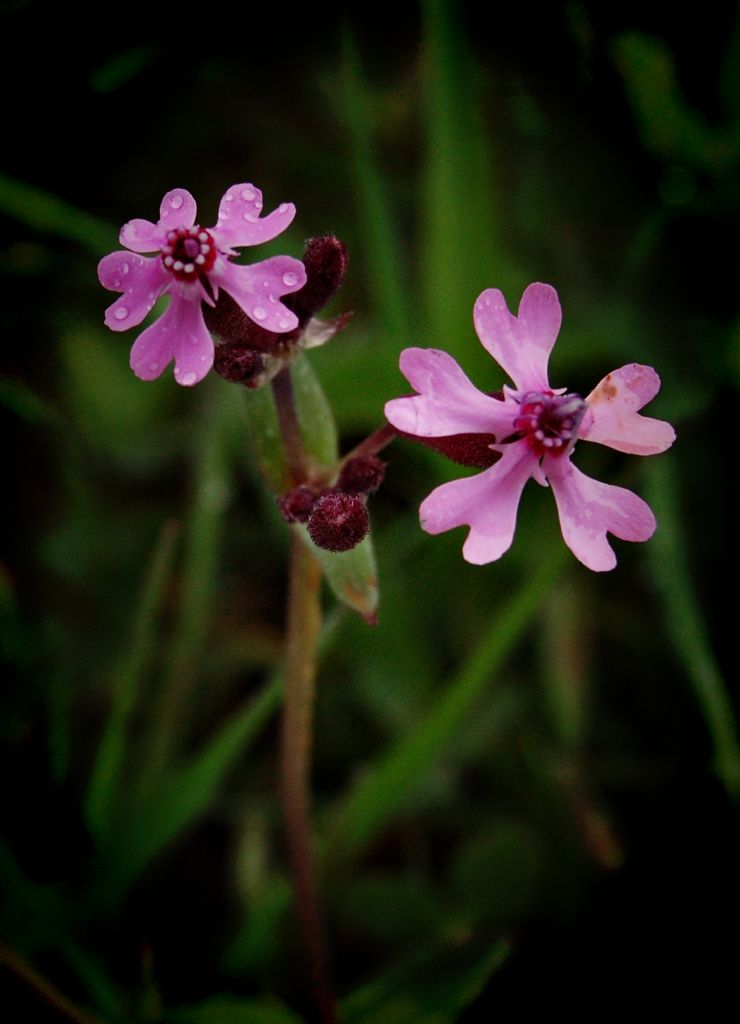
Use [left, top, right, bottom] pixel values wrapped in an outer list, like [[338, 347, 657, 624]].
[[173, 260, 184, 271], [195, 254, 205, 265], [184, 263, 195, 274]]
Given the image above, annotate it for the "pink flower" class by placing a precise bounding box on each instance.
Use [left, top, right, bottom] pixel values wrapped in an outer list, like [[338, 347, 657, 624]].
[[384, 283, 676, 571], [98, 185, 306, 386]]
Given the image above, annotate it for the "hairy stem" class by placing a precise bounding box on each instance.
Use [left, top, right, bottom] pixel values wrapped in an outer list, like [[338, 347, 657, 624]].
[[273, 364, 338, 1023]]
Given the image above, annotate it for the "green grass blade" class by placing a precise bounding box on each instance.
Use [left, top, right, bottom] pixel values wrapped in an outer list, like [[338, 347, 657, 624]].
[[646, 454, 740, 796], [337, 27, 412, 347], [326, 545, 568, 862], [138, 386, 237, 791], [0, 171, 115, 254], [419, 0, 522, 347], [99, 673, 282, 902], [84, 520, 180, 842]]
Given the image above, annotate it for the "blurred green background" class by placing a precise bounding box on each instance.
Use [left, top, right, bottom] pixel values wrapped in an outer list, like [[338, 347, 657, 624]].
[[2, 0, 738, 1020]]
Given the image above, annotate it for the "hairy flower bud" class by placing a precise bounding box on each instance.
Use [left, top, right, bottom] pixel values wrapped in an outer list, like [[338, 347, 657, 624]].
[[337, 454, 387, 495], [307, 492, 369, 553], [213, 343, 267, 386], [277, 486, 319, 523], [286, 236, 349, 323]]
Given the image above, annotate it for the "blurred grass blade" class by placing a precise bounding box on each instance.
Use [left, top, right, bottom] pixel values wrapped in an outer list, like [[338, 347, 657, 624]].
[[100, 673, 282, 902], [338, 27, 412, 346], [646, 455, 740, 796], [326, 545, 568, 862], [84, 520, 180, 842], [165, 995, 303, 1024], [139, 385, 236, 790], [341, 934, 510, 1024], [0, 172, 115, 254], [420, 0, 522, 347]]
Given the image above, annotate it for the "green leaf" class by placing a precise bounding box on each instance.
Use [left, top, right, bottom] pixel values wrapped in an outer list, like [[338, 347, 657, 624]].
[[291, 353, 339, 475], [296, 526, 378, 622], [243, 383, 291, 494]]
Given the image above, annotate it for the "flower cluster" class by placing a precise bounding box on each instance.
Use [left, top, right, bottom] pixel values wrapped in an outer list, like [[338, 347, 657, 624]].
[[385, 283, 675, 571], [98, 184, 306, 386]]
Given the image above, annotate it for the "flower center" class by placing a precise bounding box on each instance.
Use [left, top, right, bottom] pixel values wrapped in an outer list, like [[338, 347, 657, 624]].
[[161, 226, 217, 281], [513, 390, 587, 458]]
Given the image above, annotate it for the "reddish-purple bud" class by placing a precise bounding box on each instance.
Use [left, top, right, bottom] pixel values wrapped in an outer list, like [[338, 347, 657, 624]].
[[204, 290, 288, 352], [285, 236, 349, 323], [307, 492, 369, 553], [277, 486, 318, 524], [337, 455, 387, 495], [213, 344, 267, 386]]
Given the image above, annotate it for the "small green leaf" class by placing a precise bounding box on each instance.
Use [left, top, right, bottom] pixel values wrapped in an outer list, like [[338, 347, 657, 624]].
[[291, 354, 339, 476], [296, 526, 378, 622]]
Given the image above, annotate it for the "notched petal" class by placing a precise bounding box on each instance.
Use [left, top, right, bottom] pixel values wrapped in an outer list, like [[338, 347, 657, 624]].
[[547, 458, 656, 571], [214, 183, 296, 249], [98, 252, 169, 331], [583, 363, 676, 455]]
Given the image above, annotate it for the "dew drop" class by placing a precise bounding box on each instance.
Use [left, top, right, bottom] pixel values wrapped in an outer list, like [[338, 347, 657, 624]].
[[282, 272, 297, 286], [114, 306, 128, 320], [241, 187, 255, 201], [243, 212, 258, 222], [253, 306, 267, 321], [278, 203, 289, 213], [170, 194, 184, 209], [121, 262, 129, 274], [149, 361, 160, 371], [224, 193, 234, 202], [181, 371, 197, 386], [279, 318, 291, 329], [113, 279, 120, 288]]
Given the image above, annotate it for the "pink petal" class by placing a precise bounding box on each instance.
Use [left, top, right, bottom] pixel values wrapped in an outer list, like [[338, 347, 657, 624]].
[[384, 348, 518, 438], [582, 363, 676, 455], [420, 444, 535, 564], [214, 256, 306, 333], [212, 183, 296, 250], [129, 293, 213, 385], [473, 283, 562, 392], [98, 252, 170, 330], [546, 457, 656, 571], [119, 188, 197, 252]]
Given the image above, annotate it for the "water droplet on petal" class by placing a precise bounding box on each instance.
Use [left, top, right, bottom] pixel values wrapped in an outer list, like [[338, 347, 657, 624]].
[[278, 203, 289, 213], [241, 188, 255, 201], [269, 293, 278, 303], [253, 306, 267, 321], [181, 371, 197, 386], [282, 272, 297, 286], [121, 262, 129, 274], [113, 279, 121, 288], [114, 306, 128, 320], [243, 212, 258, 222], [224, 193, 234, 202], [279, 318, 291, 329], [149, 361, 160, 371], [170, 194, 184, 209]]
